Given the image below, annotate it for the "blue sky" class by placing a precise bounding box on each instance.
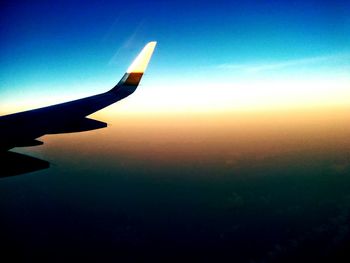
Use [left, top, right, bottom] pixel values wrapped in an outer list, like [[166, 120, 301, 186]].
[[1, 0, 349, 114]]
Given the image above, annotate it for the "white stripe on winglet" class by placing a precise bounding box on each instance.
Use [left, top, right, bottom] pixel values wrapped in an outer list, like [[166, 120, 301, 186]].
[[127, 41, 157, 73]]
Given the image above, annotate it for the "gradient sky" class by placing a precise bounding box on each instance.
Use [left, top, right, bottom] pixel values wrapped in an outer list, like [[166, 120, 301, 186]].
[[2, 2, 350, 260], [1, 0, 349, 115]]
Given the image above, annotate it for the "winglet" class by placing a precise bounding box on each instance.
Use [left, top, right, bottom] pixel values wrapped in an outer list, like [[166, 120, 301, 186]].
[[110, 42, 157, 93], [127, 41, 157, 74]]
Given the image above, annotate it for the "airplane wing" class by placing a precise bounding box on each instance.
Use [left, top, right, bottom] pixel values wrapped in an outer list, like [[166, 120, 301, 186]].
[[0, 41, 157, 151]]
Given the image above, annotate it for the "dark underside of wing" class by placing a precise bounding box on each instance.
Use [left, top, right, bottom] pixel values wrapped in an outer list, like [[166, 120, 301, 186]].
[[0, 151, 50, 177], [0, 87, 132, 151]]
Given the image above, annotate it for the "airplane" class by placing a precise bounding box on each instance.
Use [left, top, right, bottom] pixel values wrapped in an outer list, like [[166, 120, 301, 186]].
[[0, 41, 157, 151]]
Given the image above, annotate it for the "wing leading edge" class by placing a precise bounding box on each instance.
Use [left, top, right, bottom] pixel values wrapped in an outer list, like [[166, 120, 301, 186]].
[[0, 41, 157, 151]]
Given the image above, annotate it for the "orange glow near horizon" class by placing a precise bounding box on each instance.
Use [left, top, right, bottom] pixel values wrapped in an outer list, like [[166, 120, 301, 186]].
[[26, 105, 349, 172]]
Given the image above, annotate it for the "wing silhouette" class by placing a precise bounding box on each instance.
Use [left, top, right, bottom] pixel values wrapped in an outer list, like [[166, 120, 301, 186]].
[[0, 151, 49, 177], [0, 42, 157, 151]]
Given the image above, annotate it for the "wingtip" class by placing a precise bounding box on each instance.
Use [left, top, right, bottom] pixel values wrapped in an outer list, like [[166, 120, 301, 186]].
[[126, 41, 157, 74], [148, 41, 157, 45]]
